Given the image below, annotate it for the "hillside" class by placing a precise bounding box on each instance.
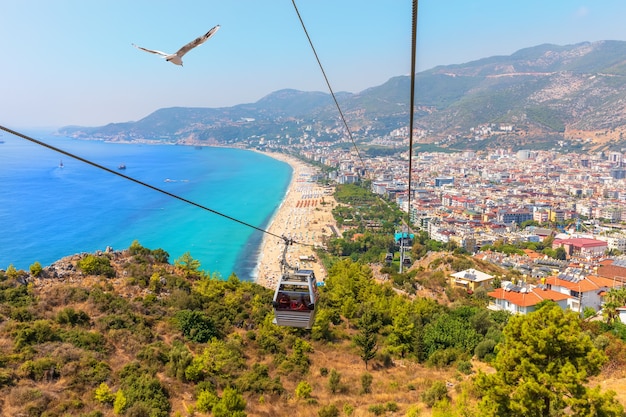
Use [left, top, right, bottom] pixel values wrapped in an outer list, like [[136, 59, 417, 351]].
[[58, 41, 626, 152], [1, 241, 625, 416], [0, 247, 463, 417]]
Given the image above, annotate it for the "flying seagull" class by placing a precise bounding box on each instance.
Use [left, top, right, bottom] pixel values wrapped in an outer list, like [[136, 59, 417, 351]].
[[132, 25, 220, 66]]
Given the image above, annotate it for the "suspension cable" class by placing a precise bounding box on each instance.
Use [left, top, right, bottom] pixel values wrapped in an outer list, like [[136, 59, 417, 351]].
[[408, 0, 418, 225], [0, 124, 310, 248], [290, 0, 366, 168]]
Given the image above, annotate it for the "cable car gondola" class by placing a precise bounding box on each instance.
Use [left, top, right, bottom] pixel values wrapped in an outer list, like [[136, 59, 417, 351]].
[[272, 269, 318, 329]]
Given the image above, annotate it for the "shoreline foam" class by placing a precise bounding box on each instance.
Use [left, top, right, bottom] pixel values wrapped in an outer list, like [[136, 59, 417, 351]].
[[253, 152, 337, 290]]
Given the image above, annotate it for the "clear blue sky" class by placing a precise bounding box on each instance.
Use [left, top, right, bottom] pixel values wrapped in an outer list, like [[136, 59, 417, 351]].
[[2, 1, 626, 128]]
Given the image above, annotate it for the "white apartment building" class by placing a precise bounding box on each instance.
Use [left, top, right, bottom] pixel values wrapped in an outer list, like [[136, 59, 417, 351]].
[[597, 235, 626, 253]]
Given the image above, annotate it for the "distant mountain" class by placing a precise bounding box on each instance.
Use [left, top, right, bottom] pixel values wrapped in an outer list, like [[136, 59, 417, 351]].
[[59, 41, 626, 151]]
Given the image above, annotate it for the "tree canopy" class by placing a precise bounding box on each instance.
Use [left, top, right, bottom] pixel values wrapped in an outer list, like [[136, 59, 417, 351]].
[[476, 302, 624, 416]]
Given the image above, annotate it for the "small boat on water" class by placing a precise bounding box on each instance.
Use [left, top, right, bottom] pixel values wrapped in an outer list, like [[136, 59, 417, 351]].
[[118, 163, 126, 170], [59, 160, 64, 169]]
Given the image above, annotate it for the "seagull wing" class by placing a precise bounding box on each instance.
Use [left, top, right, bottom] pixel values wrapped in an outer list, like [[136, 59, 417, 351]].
[[132, 44, 170, 57], [175, 25, 220, 57]]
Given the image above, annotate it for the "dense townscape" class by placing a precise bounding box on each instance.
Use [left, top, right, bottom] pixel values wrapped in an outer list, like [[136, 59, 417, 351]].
[[253, 120, 626, 319]]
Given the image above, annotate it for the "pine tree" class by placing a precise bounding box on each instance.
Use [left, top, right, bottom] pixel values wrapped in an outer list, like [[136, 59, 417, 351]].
[[476, 302, 623, 416], [353, 309, 379, 370]]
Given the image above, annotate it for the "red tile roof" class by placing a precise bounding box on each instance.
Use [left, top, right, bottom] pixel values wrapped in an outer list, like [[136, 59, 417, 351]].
[[587, 274, 624, 288], [553, 238, 607, 248], [522, 249, 542, 260], [488, 287, 572, 307], [543, 275, 610, 293], [596, 262, 626, 283]]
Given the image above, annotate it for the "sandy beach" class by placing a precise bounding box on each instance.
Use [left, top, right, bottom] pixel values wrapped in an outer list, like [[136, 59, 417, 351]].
[[254, 152, 338, 290]]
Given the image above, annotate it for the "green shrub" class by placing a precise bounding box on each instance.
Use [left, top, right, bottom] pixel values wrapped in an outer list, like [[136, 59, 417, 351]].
[[368, 404, 386, 415], [583, 306, 597, 319], [119, 373, 170, 417], [450, 257, 474, 272], [56, 307, 91, 326], [295, 381, 312, 399], [29, 262, 43, 277], [328, 369, 341, 394], [67, 358, 111, 388], [113, 389, 127, 414], [14, 320, 59, 349], [61, 329, 108, 352], [0, 283, 33, 307], [196, 390, 219, 413], [148, 273, 163, 293], [94, 382, 115, 404], [19, 357, 59, 381], [96, 313, 135, 331], [474, 339, 497, 361], [126, 403, 154, 416], [212, 387, 246, 417], [174, 310, 219, 343], [151, 248, 170, 263], [0, 370, 14, 388], [427, 348, 461, 368], [457, 360, 473, 375], [288, 338, 312, 374], [167, 342, 193, 382], [594, 334, 611, 350], [405, 404, 421, 417], [185, 339, 246, 386], [5, 264, 19, 280], [129, 240, 151, 256], [137, 342, 170, 368], [255, 318, 285, 355], [10, 307, 34, 322], [77, 255, 116, 278], [385, 401, 399, 411], [318, 404, 339, 417], [421, 381, 448, 408]]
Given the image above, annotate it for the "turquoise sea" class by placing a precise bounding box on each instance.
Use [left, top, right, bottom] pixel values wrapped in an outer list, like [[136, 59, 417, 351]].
[[0, 131, 292, 281]]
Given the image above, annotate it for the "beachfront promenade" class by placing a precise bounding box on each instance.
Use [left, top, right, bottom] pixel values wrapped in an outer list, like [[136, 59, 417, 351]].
[[254, 152, 337, 290]]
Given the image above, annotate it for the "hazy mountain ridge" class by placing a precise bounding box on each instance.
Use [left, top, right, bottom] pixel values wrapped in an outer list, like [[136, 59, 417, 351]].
[[59, 41, 626, 150]]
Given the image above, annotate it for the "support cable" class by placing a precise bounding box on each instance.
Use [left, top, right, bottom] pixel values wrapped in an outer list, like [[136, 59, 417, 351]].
[[407, 0, 418, 224], [290, 0, 366, 168]]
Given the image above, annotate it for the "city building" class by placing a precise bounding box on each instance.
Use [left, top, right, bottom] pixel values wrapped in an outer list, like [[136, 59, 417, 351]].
[[544, 273, 620, 313], [450, 268, 493, 292], [552, 237, 607, 258], [435, 177, 454, 187], [488, 281, 572, 315]]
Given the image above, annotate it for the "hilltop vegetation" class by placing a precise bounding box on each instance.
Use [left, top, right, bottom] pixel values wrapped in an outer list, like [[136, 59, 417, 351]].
[[2, 236, 626, 416]]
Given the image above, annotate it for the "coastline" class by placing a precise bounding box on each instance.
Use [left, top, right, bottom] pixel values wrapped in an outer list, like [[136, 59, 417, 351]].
[[253, 152, 337, 290], [2, 134, 336, 284]]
